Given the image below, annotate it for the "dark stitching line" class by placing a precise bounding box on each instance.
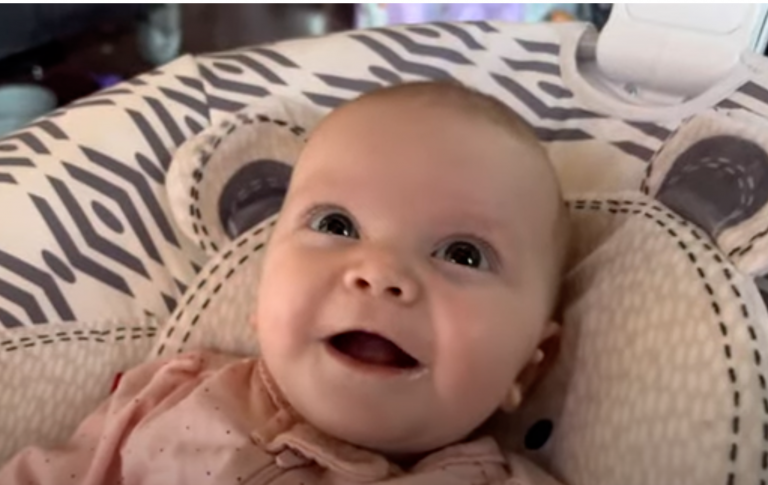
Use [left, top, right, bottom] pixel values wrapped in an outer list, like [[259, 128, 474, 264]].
[[729, 222, 768, 258], [162, 235, 269, 356], [165, 223, 274, 334], [0, 327, 157, 354]]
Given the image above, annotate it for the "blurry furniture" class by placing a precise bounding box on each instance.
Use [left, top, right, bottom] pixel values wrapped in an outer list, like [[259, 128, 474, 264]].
[[0, 5, 153, 61]]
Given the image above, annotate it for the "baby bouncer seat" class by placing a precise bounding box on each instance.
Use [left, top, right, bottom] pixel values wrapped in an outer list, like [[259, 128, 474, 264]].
[[2, 5, 768, 485]]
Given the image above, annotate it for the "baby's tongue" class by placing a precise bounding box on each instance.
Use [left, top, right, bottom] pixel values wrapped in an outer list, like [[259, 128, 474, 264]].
[[331, 331, 418, 368]]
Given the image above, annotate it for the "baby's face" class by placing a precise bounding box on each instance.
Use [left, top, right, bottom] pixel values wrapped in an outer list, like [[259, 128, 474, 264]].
[[255, 94, 560, 454]]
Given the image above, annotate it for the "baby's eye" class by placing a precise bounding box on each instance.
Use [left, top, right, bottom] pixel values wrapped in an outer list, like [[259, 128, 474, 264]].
[[311, 212, 359, 238], [432, 240, 489, 270]]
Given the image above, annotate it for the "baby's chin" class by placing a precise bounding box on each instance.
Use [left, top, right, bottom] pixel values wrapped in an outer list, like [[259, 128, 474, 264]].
[[261, 343, 500, 457]]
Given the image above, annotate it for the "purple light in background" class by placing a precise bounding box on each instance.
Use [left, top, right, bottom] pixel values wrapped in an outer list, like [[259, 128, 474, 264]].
[[92, 74, 124, 89], [383, 4, 526, 25]]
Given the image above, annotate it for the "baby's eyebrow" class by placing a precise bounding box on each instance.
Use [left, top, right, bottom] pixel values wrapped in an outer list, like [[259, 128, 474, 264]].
[[432, 212, 511, 246], [438, 206, 503, 231]]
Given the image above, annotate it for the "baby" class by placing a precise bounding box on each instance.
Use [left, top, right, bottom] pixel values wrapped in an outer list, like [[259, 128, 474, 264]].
[[0, 81, 569, 484]]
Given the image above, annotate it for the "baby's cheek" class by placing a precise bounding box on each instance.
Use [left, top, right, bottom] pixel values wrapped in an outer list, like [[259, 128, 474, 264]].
[[442, 317, 531, 394], [257, 254, 322, 352]]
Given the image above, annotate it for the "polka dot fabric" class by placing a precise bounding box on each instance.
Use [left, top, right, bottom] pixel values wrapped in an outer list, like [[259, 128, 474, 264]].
[[151, 192, 768, 485]]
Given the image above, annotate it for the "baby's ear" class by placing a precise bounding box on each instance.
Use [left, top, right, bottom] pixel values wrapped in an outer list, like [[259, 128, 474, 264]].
[[500, 322, 561, 413]]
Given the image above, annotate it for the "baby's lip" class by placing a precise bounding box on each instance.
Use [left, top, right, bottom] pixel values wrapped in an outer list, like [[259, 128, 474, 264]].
[[327, 330, 421, 370]]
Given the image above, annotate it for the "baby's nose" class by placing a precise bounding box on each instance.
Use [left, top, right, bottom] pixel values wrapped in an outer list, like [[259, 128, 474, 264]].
[[343, 255, 420, 304]]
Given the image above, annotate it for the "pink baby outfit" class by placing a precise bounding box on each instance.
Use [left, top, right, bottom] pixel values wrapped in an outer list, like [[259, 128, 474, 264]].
[[0, 351, 562, 485]]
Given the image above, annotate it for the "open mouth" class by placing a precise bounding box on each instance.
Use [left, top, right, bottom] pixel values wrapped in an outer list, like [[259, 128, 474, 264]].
[[327, 331, 420, 370]]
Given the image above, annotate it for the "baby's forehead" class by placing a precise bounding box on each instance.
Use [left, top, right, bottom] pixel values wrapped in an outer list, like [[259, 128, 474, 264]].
[[296, 86, 558, 214], [301, 97, 550, 196]]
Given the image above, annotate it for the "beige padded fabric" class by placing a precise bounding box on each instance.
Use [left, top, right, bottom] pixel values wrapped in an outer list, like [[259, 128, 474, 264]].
[[0, 316, 159, 463], [150, 192, 768, 485], [496, 193, 768, 485]]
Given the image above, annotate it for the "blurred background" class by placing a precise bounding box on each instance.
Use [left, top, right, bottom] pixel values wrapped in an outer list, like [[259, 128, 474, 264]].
[[0, 4, 612, 135]]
